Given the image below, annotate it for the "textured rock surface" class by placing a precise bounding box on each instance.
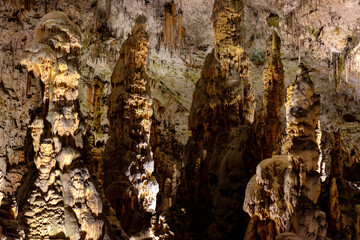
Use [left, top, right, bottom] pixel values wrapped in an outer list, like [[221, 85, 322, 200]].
[[285, 65, 325, 240], [0, 0, 360, 239], [244, 65, 326, 239], [19, 11, 108, 239], [258, 31, 285, 159], [179, 0, 259, 239]]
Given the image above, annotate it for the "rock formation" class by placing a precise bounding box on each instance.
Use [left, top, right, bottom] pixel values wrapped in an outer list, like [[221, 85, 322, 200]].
[[180, 0, 258, 239], [20, 11, 105, 239], [244, 64, 326, 239], [259, 31, 285, 159], [103, 15, 159, 236], [284, 64, 324, 237], [1, 0, 360, 239]]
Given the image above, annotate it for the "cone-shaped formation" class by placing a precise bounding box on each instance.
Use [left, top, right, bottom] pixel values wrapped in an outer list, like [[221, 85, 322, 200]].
[[189, 0, 254, 142], [20, 11, 105, 239], [260, 31, 285, 159], [181, 0, 257, 238], [285, 64, 326, 239], [103, 15, 159, 232], [244, 64, 326, 239]]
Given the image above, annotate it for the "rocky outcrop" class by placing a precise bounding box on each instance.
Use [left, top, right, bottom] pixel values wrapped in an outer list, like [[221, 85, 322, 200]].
[[19, 11, 106, 239]]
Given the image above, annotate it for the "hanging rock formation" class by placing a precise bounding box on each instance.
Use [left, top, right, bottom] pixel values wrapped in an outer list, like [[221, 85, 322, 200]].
[[163, 1, 183, 51], [19, 11, 106, 240], [180, 0, 257, 239], [103, 15, 159, 235]]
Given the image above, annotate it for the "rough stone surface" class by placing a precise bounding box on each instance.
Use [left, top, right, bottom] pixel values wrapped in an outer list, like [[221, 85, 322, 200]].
[[0, 0, 360, 239], [18, 11, 110, 240]]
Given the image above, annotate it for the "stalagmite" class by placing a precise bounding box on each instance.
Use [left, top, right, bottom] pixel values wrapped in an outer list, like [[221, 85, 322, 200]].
[[103, 15, 159, 234], [20, 11, 106, 239], [180, 0, 257, 238], [260, 31, 285, 159], [285, 64, 326, 239], [244, 64, 326, 239]]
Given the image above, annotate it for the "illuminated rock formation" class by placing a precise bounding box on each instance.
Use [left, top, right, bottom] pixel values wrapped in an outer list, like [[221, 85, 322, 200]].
[[104, 15, 159, 234], [20, 11, 105, 239], [285, 64, 325, 239], [2, 1, 360, 239], [243, 32, 286, 238], [260, 31, 285, 159], [243, 154, 290, 237]]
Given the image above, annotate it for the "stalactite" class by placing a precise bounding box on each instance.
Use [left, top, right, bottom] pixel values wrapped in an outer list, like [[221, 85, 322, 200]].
[[106, 0, 111, 19], [298, 36, 301, 64], [332, 52, 343, 92], [345, 56, 348, 83], [177, 8, 183, 50], [24, 0, 31, 11], [164, 3, 172, 48], [171, 1, 176, 50]]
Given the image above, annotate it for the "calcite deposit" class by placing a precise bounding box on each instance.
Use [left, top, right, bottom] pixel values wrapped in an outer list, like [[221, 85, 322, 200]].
[[259, 31, 285, 159], [179, 0, 259, 239], [1, 0, 360, 239], [19, 11, 106, 240], [103, 15, 159, 235], [244, 64, 326, 239]]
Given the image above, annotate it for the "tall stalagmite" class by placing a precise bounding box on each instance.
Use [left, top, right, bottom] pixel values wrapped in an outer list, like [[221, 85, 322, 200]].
[[285, 64, 326, 239], [180, 0, 257, 239], [103, 15, 159, 234], [244, 64, 326, 240], [260, 31, 285, 159], [19, 11, 105, 239]]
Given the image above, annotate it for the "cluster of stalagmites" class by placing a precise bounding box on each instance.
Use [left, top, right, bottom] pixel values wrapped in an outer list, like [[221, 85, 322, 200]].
[[244, 64, 326, 239], [19, 11, 105, 239]]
